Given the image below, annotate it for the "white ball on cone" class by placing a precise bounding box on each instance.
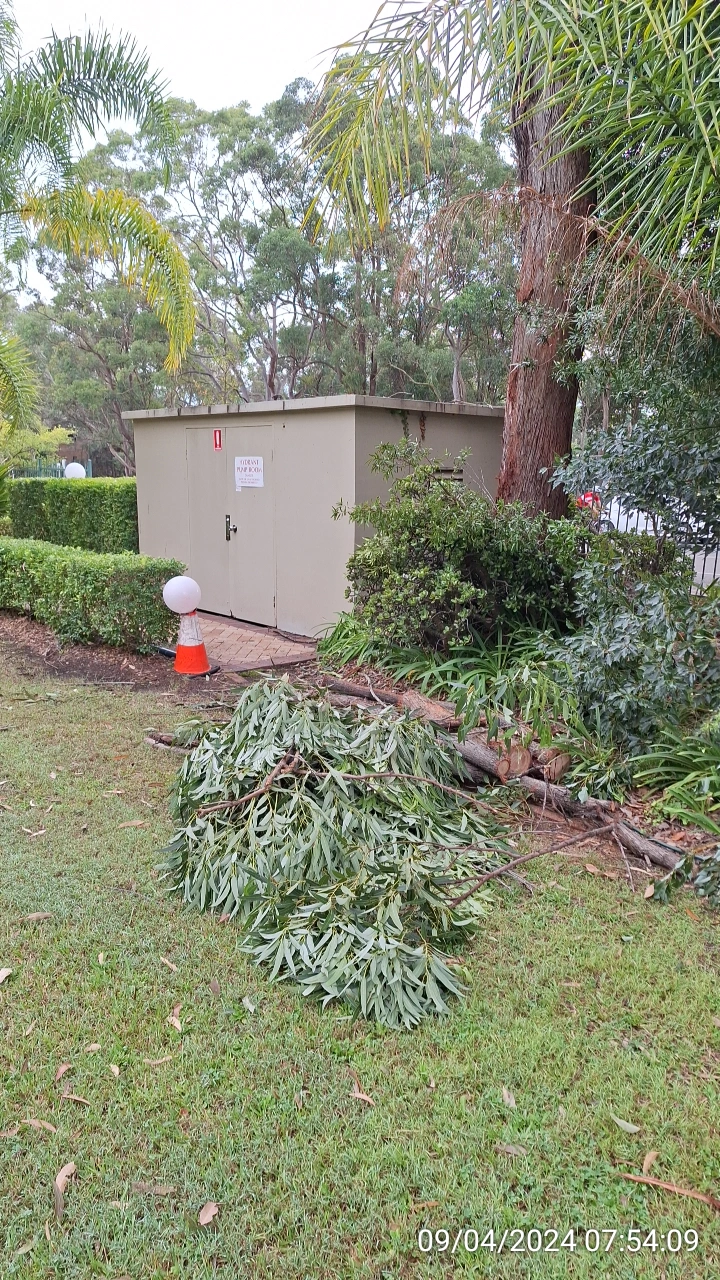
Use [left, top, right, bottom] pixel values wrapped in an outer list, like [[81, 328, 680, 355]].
[[163, 575, 202, 615]]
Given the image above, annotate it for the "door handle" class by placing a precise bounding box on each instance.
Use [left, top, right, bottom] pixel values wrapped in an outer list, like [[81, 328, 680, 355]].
[[225, 514, 237, 541]]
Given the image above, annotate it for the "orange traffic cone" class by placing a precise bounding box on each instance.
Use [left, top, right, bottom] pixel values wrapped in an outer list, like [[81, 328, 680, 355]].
[[173, 610, 213, 676]]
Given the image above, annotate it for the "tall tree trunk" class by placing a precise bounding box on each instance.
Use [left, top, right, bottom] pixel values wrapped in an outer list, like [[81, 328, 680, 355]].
[[497, 94, 592, 517]]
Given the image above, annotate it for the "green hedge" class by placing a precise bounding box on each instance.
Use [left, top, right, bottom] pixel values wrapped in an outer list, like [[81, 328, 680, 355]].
[[8, 478, 139, 552], [0, 538, 183, 651]]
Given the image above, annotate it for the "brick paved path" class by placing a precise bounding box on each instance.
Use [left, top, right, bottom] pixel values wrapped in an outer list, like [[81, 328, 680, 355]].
[[197, 613, 316, 673]]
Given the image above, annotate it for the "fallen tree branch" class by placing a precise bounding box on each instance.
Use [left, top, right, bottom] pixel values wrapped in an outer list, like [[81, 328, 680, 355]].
[[198, 751, 299, 815], [448, 823, 616, 907], [198, 765, 501, 818], [144, 734, 188, 754], [320, 678, 401, 706], [456, 739, 682, 872]]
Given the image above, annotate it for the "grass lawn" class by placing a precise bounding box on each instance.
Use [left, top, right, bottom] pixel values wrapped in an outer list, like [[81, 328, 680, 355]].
[[0, 659, 719, 1278]]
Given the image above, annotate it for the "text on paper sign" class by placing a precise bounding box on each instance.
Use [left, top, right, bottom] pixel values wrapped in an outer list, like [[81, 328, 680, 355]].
[[235, 456, 264, 489]]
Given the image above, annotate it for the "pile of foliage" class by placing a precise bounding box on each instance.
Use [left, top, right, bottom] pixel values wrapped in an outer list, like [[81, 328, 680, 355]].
[[339, 441, 580, 649], [0, 537, 181, 649], [8, 477, 139, 553], [163, 679, 509, 1029]]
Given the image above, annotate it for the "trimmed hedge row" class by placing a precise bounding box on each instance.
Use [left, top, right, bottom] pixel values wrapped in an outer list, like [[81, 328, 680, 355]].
[[0, 538, 183, 651], [9, 478, 139, 553]]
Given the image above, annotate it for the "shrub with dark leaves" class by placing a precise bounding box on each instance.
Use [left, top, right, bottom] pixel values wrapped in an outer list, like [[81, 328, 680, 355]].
[[340, 440, 581, 650], [548, 546, 720, 750]]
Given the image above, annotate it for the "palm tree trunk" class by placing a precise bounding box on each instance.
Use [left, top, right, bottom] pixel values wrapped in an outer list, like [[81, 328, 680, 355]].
[[497, 93, 592, 517]]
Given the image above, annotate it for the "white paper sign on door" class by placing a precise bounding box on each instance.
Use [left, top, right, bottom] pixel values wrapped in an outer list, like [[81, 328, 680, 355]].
[[235, 456, 263, 489]]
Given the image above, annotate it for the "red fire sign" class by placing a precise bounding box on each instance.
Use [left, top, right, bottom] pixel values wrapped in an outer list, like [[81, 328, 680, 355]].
[[213, 428, 222, 451]]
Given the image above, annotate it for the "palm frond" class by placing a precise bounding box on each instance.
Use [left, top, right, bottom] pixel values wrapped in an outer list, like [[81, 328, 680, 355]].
[[410, 187, 720, 340], [0, 0, 18, 73], [309, 2, 494, 239], [0, 77, 73, 198], [0, 332, 38, 430], [25, 29, 175, 167], [23, 186, 195, 368], [312, 1, 720, 292]]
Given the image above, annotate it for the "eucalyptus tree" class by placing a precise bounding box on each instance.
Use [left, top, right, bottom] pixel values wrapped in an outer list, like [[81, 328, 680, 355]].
[[311, 1, 720, 516], [35, 82, 512, 431], [0, 1, 194, 433]]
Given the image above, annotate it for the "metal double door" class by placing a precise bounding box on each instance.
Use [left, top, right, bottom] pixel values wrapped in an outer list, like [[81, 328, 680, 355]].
[[186, 423, 276, 625]]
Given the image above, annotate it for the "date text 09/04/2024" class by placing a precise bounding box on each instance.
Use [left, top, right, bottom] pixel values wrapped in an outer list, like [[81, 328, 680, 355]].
[[418, 1228, 700, 1255]]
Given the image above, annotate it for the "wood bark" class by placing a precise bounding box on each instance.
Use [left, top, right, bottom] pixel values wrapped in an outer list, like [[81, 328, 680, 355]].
[[317, 679, 682, 871], [497, 91, 592, 517]]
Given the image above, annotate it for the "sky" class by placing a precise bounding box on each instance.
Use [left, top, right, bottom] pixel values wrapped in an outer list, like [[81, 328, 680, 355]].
[[14, 0, 384, 113]]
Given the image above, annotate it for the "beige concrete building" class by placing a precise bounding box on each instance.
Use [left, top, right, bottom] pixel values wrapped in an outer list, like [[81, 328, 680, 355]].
[[125, 395, 504, 637]]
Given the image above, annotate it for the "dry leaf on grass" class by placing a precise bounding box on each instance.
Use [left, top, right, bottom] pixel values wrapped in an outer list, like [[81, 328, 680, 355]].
[[0, 968, 12, 985], [14, 1239, 36, 1258], [109, 1064, 120, 1078], [712, 1017, 720, 1030], [502, 1087, 516, 1109], [55, 1063, 71, 1082], [643, 1151, 659, 1176], [24, 1022, 35, 1037], [242, 995, 255, 1014], [584, 864, 601, 876], [84, 1043, 101, 1054], [166, 1002, 182, 1033], [618, 1173, 720, 1211], [53, 1161, 76, 1221], [21, 828, 46, 838], [209, 978, 220, 996], [349, 1074, 375, 1106], [44, 1221, 51, 1242], [644, 884, 655, 899], [198, 1201, 219, 1226], [132, 1181, 175, 1197], [408, 1200, 440, 1212], [496, 1142, 528, 1157], [23, 912, 52, 923], [610, 1113, 641, 1134], [159, 956, 178, 973], [61, 1091, 90, 1106], [143, 1055, 172, 1066], [25, 1119, 57, 1133], [118, 820, 146, 829]]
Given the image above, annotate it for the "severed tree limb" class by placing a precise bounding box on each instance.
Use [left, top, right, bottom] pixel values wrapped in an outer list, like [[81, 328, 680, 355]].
[[455, 739, 682, 872], [189, 677, 684, 874], [448, 823, 616, 907], [198, 765, 502, 818]]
